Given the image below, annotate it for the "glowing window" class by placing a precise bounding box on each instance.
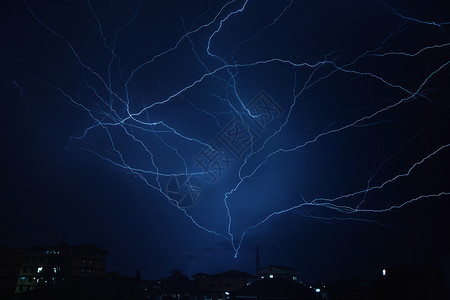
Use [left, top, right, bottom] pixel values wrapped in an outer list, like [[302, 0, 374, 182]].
[[37, 267, 43, 273], [269, 275, 274, 278], [293, 276, 297, 280]]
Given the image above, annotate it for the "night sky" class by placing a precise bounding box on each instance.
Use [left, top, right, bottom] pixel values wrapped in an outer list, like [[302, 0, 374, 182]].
[[1, 0, 450, 282]]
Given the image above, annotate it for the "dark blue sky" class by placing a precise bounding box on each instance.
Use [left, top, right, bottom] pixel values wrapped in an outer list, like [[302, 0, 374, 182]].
[[1, 0, 449, 282]]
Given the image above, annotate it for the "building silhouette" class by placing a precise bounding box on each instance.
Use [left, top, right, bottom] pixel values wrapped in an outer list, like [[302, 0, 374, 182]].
[[258, 265, 301, 282], [15, 242, 107, 293], [0, 247, 24, 295]]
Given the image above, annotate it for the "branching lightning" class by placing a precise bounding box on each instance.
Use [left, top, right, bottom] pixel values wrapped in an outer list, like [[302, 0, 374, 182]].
[[16, 0, 449, 258]]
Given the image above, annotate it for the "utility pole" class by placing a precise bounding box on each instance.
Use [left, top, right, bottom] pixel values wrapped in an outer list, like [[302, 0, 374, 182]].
[[256, 246, 260, 276]]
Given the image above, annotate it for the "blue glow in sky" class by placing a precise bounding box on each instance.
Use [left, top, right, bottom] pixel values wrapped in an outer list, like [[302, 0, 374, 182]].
[[2, 0, 449, 281]]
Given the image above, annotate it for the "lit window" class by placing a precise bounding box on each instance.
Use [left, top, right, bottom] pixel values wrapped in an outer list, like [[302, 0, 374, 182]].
[[21, 277, 26, 282], [293, 276, 297, 281], [54, 267, 57, 273], [269, 275, 274, 279], [382, 269, 387, 276], [37, 267, 43, 273], [315, 288, 321, 293]]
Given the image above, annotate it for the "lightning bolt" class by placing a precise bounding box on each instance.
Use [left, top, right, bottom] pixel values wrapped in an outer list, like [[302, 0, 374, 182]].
[[16, 0, 449, 259]]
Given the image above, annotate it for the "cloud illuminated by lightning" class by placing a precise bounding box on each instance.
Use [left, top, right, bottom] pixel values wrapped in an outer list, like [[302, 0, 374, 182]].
[[16, 0, 449, 258]]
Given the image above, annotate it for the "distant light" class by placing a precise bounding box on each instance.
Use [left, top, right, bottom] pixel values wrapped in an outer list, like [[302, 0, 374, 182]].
[[269, 275, 274, 278], [293, 276, 297, 281], [225, 292, 230, 296], [37, 267, 43, 273], [53, 267, 57, 273], [382, 269, 387, 276], [315, 288, 321, 293], [261, 276, 264, 279]]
